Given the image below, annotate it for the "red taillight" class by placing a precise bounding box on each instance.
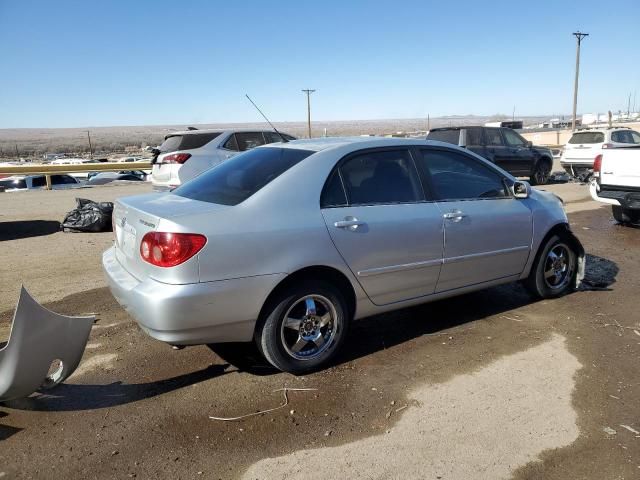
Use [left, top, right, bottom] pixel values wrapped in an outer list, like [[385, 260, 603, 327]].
[[140, 232, 206, 267], [162, 153, 191, 164], [593, 154, 602, 180], [601, 143, 614, 149]]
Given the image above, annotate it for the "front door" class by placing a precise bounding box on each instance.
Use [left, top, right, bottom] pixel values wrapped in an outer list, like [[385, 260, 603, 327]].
[[502, 128, 536, 175], [415, 147, 532, 292], [321, 148, 444, 305]]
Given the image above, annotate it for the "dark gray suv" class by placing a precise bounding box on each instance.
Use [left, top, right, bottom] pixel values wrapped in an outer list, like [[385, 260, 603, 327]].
[[426, 126, 554, 185]]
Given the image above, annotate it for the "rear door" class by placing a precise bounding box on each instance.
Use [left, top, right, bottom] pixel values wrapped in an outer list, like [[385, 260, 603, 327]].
[[484, 128, 512, 171], [415, 147, 532, 292], [502, 128, 535, 175], [321, 148, 444, 305]]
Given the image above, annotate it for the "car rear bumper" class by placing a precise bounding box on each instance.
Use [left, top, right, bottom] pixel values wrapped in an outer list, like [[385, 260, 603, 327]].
[[560, 161, 593, 176], [590, 182, 640, 210], [102, 247, 286, 345]]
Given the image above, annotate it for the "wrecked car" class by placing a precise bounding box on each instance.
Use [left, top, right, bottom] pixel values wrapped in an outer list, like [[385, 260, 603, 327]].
[[103, 137, 585, 374]]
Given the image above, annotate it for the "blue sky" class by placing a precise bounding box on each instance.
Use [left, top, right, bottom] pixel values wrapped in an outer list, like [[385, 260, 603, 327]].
[[0, 0, 638, 128]]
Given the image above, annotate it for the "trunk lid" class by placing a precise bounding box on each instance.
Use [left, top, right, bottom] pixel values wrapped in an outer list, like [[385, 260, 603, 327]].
[[112, 193, 228, 282]]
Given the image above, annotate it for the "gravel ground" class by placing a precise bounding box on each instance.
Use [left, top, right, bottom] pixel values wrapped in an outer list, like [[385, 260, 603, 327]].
[[1, 181, 638, 479]]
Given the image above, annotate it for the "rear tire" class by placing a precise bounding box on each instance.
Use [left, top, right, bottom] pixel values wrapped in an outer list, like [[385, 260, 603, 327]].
[[255, 281, 349, 374], [529, 159, 552, 186], [525, 234, 578, 299]]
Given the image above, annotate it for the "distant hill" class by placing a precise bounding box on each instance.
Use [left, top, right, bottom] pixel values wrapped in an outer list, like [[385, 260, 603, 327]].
[[0, 115, 553, 159]]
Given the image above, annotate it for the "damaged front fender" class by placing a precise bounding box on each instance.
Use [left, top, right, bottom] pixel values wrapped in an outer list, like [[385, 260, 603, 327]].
[[0, 287, 94, 402]]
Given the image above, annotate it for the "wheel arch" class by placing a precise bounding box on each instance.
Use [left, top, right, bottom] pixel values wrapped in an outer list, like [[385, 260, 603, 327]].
[[530, 222, 585, 288], [257, 265, 358, 328]]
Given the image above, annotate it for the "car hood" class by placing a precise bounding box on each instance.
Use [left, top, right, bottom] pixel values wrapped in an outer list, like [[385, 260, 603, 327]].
[[532, 145, 553, 155]]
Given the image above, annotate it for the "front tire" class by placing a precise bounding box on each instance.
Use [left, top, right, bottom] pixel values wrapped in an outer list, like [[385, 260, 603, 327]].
[[525, 234, 578, 298], [255, 281, 349, 374], [530, 159, 552, 185]]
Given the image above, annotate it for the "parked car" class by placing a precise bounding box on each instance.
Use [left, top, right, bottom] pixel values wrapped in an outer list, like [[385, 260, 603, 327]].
[[561, 127, 640, 179], [104, 137, 584, 373], [86, 171, 146, 185], [426, 126, 554, 185], [151, 129, 296, 191], [0, 174, 79, 191], [590, 147, 640, 224]]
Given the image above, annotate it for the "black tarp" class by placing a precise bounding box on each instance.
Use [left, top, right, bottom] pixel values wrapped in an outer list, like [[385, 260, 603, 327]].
[[61, 198, 113, 233]]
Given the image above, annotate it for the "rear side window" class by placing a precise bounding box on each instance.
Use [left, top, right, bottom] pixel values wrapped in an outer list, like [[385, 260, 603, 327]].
[[264, 132, 289, 144], [568, 132, 604, 144], [31, 176, 46, 187], [611, 130, 640, 144], [466, 128, 483, 145], [159, 133, 222, 152], [236, 132, 266, 151], [418, 149, 508, 200], [338, 149, 422, 205], [320, 170, 348, 208], [223, 134, 239, 151], [0, 178, 26, 189], [173, 147, 314, 206], [426, 129, 460, 145], [485, 129, 504, 146]]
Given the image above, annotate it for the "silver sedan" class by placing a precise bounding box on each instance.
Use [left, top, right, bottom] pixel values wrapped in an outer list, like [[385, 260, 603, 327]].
[[103, 137, 585, 373]]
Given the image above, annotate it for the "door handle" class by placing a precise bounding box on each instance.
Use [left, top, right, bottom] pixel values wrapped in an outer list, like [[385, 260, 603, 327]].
[[334, 218, 365, 230], [443, 210, 467, 222]]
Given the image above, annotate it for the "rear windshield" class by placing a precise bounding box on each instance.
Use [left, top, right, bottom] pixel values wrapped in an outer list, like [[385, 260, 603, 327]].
[[568, 132, 604, 144], [159, 132, 222, 152], [173, 147, 315, 206], [426, 129, 461, 145]]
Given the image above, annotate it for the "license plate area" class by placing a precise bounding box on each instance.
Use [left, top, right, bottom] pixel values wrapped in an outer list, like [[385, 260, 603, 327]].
[[119, 223, 137, 258]]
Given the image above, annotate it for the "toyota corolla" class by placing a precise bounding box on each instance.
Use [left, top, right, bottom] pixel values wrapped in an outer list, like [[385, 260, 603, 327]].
[[103, 137, 584, 373]]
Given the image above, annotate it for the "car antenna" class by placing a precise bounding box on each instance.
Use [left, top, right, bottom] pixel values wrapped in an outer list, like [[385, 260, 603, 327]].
[[245, 94, 289, 142]]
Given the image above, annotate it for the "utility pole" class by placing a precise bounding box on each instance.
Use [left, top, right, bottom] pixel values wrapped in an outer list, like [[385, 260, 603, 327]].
[[427, 114, 430, 131], [15, 143, 19, 160], [571, 31, 589, 131], [627, 92, 631, 116], [301, 89, 315, 138], [86, 130, 93, 158], [512, 106, 515, 122]]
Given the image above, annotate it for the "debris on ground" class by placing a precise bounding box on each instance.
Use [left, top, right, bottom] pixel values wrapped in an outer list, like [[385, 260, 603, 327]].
[[61, 198, 113, 233], [209, 388, 317, 421]]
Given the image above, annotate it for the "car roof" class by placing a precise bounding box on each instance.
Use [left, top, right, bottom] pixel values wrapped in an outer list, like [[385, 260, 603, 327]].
[[262, 136, 447, 153], [429, 126, 485, 130], [165, 128, 291, 137], [574, 127, 631, 132]]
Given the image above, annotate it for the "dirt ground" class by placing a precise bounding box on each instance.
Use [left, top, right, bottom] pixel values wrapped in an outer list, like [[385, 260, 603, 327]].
[[0, 181, 638, 479]]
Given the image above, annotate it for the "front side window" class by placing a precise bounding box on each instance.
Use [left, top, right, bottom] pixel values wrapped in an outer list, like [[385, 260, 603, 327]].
[[631, 131, 640, 143], [338, 149, 422, 205], [502, 129, 526, 147], [418, 149, 508, 201], [173, 147, 314, 206], [485, 129, 504, 146], [264, 132, 288, 144], [235, 132, 266, 151]]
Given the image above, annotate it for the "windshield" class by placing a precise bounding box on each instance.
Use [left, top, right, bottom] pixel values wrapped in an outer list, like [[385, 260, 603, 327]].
[[568, 132, 604, 144], [173, 147, 315, 205]]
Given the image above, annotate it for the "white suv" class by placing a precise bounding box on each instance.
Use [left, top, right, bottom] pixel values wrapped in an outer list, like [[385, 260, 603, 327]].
[[151, 129, 295, 191], [560, 127, 640, 178]]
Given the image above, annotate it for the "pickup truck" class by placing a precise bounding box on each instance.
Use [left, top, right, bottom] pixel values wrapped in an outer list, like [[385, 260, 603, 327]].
[[590, 147, 640, 224], [426, 126, 554, 185]]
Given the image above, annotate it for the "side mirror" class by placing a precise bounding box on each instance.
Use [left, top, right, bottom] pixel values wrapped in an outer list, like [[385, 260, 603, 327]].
[[526, 140, 533, 148], [512, 181, 530, 199]]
